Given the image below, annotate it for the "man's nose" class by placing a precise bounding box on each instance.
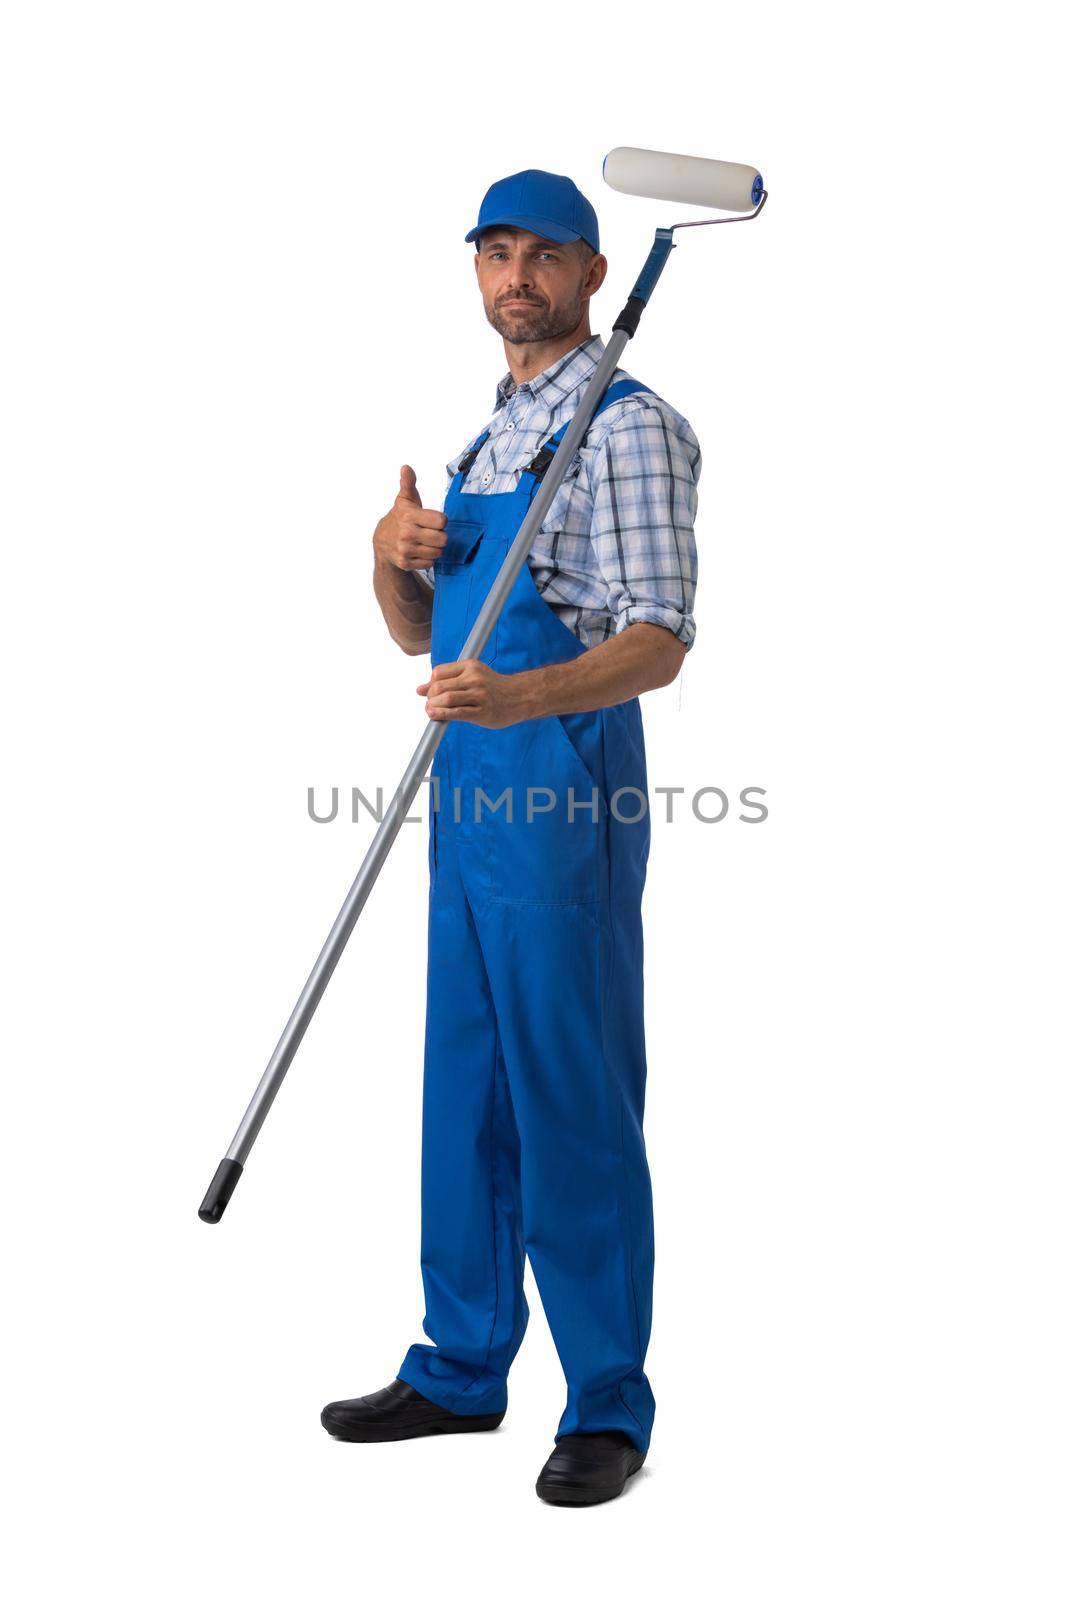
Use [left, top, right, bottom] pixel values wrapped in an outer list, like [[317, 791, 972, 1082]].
[[505, 261, 535, 291]]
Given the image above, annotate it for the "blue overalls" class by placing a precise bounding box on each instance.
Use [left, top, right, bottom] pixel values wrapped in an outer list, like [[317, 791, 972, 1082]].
[[398, 380, 656, 1451]]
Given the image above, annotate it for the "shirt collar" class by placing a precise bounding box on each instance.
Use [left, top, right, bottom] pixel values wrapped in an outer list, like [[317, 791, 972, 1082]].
[[494, 334, 605, 411]]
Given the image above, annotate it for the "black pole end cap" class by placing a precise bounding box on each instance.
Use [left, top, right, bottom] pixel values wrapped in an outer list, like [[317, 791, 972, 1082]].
[[198, 1157, 244, 1223], [612, 295, 645, 339]]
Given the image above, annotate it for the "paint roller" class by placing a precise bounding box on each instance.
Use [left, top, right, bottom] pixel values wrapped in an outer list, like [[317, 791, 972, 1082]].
[[604, 145, 764, 213], [198, 147, 768, 1224]]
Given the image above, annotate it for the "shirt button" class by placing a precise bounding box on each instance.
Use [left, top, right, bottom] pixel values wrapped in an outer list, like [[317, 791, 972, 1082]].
[[482, 471, 492, 485], [505, 421, 515, 432]]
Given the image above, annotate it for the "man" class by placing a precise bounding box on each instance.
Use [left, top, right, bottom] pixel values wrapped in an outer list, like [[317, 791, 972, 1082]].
[[322, 169, 700, 1506]]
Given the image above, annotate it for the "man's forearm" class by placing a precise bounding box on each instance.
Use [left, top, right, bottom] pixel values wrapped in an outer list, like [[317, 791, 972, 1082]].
[[508, 622, 685, 719], [373, 556, 433, 655]]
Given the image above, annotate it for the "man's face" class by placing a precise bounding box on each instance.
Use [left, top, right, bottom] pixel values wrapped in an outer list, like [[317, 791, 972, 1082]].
[[474, 227, 604, 345]]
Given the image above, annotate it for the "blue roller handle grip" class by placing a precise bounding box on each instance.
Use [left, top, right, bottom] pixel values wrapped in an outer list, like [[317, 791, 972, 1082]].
[[631, 228, 676, 302], [612, 228, 676, 339]]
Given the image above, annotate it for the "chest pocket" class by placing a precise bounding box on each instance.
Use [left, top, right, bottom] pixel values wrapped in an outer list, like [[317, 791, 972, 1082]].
[[434, 518, 483, 573], [535, 447, 590, 540]]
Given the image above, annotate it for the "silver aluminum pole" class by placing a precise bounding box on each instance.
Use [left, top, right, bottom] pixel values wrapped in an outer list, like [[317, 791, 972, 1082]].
[[199, 323, 641, 1220]]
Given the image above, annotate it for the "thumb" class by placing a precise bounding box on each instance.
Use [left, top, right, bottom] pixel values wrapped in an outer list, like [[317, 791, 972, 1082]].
[[398, 464, 422, 506]]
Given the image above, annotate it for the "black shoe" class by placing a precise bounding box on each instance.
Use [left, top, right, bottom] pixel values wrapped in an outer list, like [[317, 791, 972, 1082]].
[[535, 1431, 647, 1506], [320, 1379, 505, 1443]]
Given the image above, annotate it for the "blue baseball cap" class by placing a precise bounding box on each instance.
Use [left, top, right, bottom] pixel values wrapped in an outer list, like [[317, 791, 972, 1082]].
[[465, 169, 600, 253]]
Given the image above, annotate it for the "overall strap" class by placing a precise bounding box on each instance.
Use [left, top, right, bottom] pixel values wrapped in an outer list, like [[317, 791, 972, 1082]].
[[454, 428, 492, 484], [524, 378, 649, 483]]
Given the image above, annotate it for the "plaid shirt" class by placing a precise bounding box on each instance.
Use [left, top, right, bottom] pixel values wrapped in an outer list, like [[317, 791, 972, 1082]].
[[424, 334, 700, 650]]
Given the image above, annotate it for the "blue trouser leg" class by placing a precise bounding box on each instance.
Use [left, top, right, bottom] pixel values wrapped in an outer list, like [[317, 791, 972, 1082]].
[[473, 892, 655, 1452], [398, 855, 529, 1415]]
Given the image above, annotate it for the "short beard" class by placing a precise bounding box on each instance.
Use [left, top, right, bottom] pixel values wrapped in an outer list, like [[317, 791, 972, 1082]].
[[486, 291, 583, 346]]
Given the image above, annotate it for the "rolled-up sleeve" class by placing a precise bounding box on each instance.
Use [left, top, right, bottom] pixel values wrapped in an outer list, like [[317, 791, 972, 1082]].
[[587, 400, 700, 649]]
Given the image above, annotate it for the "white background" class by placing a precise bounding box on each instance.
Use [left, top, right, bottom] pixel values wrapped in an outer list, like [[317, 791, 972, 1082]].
[[1, 2, 1062, 1595]]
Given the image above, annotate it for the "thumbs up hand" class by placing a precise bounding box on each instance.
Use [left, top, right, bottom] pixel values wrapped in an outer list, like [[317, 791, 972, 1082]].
[[373, 464, 448, 571]]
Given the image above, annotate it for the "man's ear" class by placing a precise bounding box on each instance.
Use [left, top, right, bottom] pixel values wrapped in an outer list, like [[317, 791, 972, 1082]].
[[585, 253, 608, 298]]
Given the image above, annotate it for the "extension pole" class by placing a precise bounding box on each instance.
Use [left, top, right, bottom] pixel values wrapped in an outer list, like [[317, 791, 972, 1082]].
[[198, 242, 674, 1222]]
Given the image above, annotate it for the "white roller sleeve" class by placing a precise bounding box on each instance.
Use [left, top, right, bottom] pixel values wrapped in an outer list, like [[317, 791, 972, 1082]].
[[603, 146, 762, 213]]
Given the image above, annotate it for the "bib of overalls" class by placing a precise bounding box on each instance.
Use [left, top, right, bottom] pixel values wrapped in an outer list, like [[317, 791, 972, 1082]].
[[428, 379, 651, 908]]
